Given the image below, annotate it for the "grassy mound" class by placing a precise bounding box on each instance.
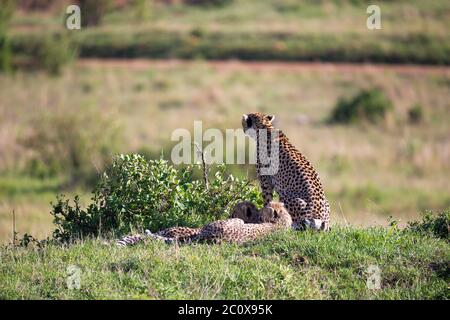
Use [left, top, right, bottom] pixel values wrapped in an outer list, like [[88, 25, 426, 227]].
[[1, 226, 448, 299], [1, 155, 448, 300]]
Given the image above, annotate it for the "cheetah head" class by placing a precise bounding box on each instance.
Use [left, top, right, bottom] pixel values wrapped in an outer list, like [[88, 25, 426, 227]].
[[230, 201, 260, 223], [260, 201, 292, 227], [242, 112, 275, 139]]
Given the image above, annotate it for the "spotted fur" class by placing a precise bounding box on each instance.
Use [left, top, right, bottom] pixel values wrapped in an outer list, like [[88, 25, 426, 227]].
[[189, 201, 292, 244], [242, 112, 330, 231], [117, 202, 291, 246], [116, 200, 261, 247], [229, 200, 260, 223]]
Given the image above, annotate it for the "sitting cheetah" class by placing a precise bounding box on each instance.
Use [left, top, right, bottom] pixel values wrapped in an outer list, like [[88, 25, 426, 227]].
[[242, 112, 330, 231], [116, 200, 260, 247]]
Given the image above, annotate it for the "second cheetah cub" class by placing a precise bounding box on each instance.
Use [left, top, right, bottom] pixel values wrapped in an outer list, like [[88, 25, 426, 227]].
[[151, 201, 292, 245]]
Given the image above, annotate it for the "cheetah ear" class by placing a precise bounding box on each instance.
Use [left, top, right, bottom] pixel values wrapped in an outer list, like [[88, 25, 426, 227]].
[[266, 115, 275, 122]]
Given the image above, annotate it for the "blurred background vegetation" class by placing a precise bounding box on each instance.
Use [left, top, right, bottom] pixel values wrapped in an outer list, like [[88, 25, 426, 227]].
[[0, 0, 449, 242]]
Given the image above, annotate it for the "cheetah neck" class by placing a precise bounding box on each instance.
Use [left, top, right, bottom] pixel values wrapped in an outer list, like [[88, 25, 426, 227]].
[[256, 128, 313, 169]]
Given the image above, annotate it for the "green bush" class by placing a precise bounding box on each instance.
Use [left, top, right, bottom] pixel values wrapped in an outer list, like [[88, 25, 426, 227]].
[[3, 33, 77, 75], [185, 0, 233, 7], [408, 103, 424, 124], [51, 154, 262, 241], [329, 89, 393, 124], [0, 0, 15, 73], [78, 0, 112, 27], [0, 34, 12, 73], [406, 209, 449, 241], [20, 106, 121, 185], [131, 0, 151, 21], [0, 0, 14, 30], [10, 29, 450, 64], [36, 34, 77, 76]]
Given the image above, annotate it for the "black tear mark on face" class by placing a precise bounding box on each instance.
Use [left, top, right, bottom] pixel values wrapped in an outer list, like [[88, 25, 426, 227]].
[[273, 210, 278, 219], [246, 116, 253, 128]]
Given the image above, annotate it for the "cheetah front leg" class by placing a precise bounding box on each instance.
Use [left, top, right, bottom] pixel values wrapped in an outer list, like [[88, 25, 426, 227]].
[[258, 174, 274, 206], [279, 196, 326, 231], [278, 196, 307, 229]]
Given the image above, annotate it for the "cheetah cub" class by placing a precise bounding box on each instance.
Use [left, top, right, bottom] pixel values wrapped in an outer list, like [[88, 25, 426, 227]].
[[229, 200, 260, 223], [116, 201, 290, 246], [147, 201, 291, 245], [116, 200, 260, 247]]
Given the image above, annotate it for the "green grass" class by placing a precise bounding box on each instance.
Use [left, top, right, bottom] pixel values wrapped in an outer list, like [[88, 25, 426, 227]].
[[10, 29, 450, 65], [0, 175, 64, 200], [0, 176, 91, 243], [1, 60, 449, 242], [8, 0, 450, 64], [13, 0, 450, 36], [0, 226, 448, 299]]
